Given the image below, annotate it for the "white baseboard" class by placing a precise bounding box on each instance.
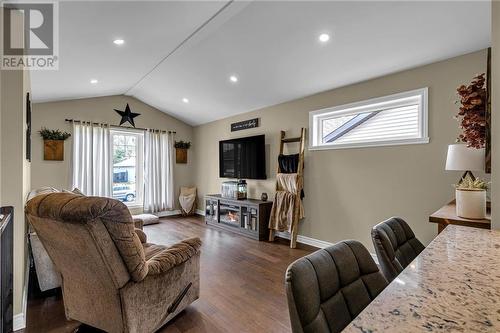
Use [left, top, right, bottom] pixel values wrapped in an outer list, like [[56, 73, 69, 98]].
[[193, 210, 379, 263], [13, 255, 30, 331], [275, 231, 379, 264], [13, 313, 25, 332], [275, 231, 334, 249], [156, 209, 182, 217]]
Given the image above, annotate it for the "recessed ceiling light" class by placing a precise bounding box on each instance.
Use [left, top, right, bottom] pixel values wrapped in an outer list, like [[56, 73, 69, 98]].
[[113, 39, 125, 45], [318, 33, 330, 43], [229, 75, 238, 83], [182, 98, 189, 103], [90, 79, 98, 84]]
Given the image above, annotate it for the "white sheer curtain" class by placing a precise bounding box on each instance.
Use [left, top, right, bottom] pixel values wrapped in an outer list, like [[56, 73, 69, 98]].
[[143, 130, 174, 213], [71, 122, 111, 196]]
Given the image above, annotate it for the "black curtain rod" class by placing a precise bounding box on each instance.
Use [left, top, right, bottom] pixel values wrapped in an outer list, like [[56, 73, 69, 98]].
[[64, 119, 176, 134]]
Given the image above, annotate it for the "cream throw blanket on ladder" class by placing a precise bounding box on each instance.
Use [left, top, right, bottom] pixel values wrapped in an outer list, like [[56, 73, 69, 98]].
[[268, 174, 304, 232]]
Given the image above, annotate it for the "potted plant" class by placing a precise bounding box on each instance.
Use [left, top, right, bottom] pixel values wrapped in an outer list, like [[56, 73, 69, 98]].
[[174, 140, 191, 164], [454, 175, 488, 219], [39, 128, 71, 161], [446, 73, 487, 205]]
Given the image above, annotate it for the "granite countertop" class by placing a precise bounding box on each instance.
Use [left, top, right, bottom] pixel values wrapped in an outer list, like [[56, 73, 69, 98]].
[[343, 225, 500, 332]]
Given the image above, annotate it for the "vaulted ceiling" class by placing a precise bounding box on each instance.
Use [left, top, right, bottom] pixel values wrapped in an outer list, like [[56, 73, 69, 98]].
[[31, 1, 491, 126]]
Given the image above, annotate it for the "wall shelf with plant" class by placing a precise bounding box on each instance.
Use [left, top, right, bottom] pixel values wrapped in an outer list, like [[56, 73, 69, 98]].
[[39, 128, 71, 161]]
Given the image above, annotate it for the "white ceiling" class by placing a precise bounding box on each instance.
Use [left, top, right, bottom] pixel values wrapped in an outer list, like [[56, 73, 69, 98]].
[[31, 1, 491, 126]]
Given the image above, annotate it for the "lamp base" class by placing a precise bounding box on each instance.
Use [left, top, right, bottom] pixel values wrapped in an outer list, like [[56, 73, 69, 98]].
[[459, 170, 476, 184]]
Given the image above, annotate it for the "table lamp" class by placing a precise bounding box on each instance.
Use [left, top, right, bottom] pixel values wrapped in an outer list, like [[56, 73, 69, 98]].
[[445, 143, 485, 182]]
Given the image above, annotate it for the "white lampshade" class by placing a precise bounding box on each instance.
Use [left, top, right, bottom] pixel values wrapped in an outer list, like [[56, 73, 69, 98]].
[[445, 144, 485, 171]]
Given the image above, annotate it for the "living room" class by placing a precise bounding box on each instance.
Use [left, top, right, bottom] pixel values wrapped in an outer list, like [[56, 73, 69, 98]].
[[1, 1, 499, 333]]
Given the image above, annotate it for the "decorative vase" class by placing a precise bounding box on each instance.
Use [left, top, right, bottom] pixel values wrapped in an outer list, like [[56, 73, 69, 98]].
[[455, 189, 486, 219], [43, 139, 64, 161]]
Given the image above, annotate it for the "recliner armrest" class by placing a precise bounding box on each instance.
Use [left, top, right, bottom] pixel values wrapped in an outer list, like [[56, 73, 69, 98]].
[[146, 237, 201, 275], [135, 228, 147, 243]]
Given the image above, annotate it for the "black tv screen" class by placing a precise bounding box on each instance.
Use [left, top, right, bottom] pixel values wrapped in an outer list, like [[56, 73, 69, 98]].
[[219, 135, 266, 179]]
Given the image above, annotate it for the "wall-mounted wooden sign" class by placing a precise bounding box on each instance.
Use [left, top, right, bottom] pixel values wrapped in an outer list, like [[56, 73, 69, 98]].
[[231, 118, 259, 132]]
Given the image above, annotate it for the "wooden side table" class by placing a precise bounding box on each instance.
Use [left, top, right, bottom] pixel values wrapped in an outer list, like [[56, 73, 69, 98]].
[[429, 200, 491, 233]]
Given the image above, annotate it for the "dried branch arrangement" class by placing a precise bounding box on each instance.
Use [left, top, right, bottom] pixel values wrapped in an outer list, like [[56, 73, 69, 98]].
[[455, 73, 486, 148]]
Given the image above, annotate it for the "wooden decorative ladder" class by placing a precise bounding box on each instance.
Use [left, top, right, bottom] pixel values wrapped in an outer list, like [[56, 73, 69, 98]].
[[269, 128, 306, 248]]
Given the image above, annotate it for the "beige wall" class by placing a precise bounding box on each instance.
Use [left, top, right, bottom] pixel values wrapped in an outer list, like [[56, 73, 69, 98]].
[[0, 10, 31, 318], [31, 95, 194, 210], [193, 50, 488, 250], [0, 8, 2, 207], [491, 0, 499, 230]]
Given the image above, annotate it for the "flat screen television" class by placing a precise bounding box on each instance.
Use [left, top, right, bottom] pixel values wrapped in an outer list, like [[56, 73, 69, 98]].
[[219, 135, 266, 179]]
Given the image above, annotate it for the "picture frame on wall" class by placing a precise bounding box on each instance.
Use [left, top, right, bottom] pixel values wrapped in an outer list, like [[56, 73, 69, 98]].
[[26, 92, 31, 162]]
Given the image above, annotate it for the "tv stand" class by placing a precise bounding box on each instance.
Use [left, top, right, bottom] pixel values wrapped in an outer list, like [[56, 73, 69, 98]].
[[205, 194, 272, 241]]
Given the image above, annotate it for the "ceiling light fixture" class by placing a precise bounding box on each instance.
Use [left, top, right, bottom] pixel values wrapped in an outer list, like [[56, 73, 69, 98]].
[[113, 39, 125, 45], [229, 75, 238, 83], [318, 33, 330, 43], [182, 98, 189, 103], [90, 79, 98, 84]]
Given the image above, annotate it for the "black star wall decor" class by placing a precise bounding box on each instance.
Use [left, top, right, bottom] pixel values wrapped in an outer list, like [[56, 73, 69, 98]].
[[114, 103, 141, 127]]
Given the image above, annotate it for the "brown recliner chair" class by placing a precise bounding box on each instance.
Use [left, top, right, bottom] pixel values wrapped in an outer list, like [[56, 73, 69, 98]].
[[285, 240, 387, 333], [25, 192, 201, 333]]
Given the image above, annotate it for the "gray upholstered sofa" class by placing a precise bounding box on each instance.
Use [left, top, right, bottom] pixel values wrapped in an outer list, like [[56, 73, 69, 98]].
[[26, 192, 201, 333]]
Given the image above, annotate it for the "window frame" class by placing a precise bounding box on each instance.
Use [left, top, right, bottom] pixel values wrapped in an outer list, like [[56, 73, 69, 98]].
[[309, 87, 429, 150], [110, 128, 144, 209]]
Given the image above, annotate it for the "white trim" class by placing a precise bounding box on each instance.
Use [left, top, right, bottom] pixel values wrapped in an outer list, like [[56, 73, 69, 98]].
[[13, 313, 25, 331], [309, 87, 429, 150], [309, 137, 429, 151], [275, 232, 380, 265], [275, 231, 334, 249], [193, 211, 380, 263], [155, 209, 182, 217], [13, 255, 30, 331]]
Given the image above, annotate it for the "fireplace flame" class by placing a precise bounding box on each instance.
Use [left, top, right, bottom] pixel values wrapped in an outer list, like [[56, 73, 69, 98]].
[[227, 211, 238, 222]]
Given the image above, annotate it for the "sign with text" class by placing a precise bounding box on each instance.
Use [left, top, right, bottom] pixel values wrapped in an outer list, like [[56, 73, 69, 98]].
[[231, 118, 259, 132]]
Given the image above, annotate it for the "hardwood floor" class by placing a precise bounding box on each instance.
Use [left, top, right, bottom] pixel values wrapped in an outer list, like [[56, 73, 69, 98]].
[[21, 215, 314, 333]]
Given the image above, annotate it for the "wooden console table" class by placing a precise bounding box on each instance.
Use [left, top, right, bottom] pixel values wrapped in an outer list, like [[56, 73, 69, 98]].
[[429, 200, 491, 233]]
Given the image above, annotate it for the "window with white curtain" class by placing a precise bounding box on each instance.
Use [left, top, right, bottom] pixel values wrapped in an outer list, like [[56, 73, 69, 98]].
[[110, 129, 144, 207], [309, 88, 429, 150]]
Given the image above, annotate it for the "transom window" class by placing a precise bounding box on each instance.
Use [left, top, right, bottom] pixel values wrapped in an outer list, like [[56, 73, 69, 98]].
[[111, 129, 144, 207], [309, 88, 429, 150]]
